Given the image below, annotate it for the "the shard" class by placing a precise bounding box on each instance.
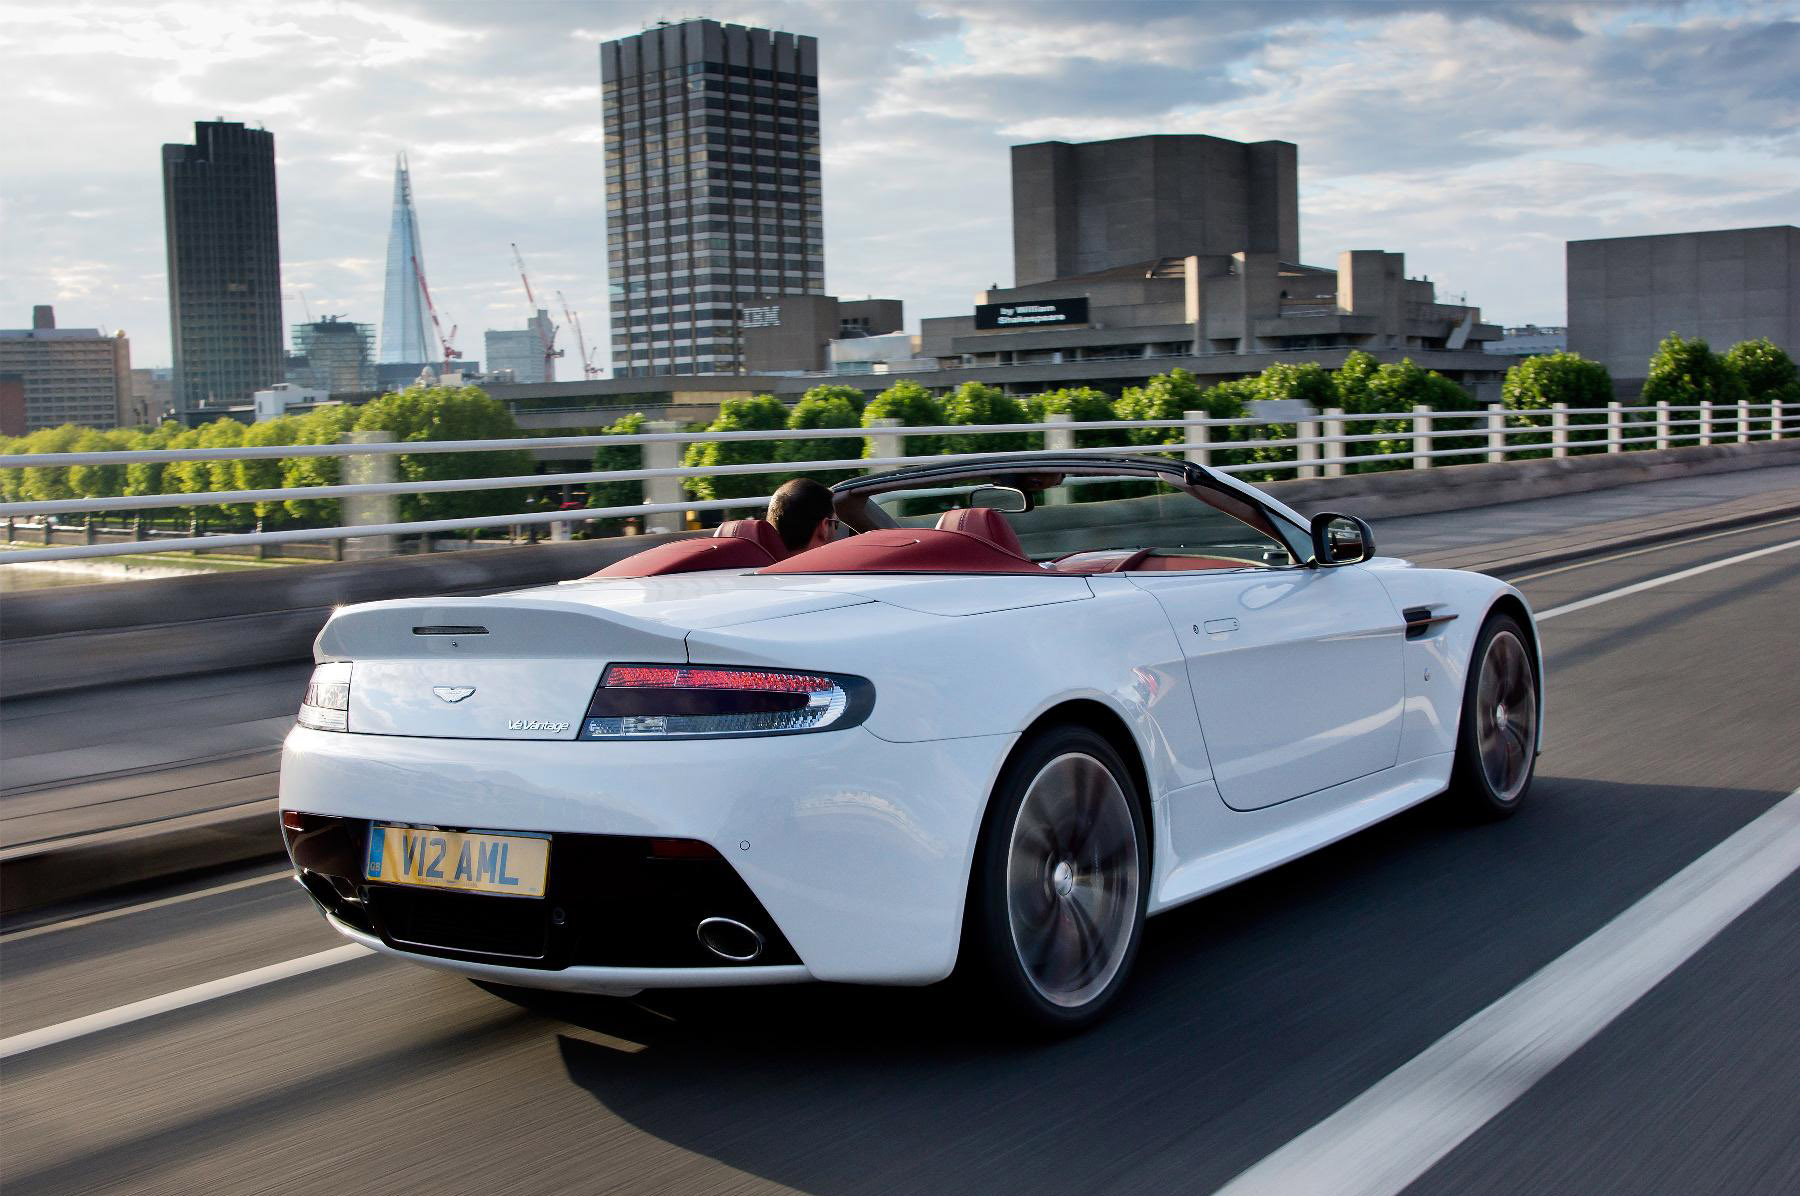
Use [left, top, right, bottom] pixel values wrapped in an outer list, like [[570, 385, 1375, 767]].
[[378, 153, 432, 363]]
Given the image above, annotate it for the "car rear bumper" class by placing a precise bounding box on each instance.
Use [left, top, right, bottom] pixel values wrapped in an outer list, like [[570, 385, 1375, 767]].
[[278, 724, 1016, 987]]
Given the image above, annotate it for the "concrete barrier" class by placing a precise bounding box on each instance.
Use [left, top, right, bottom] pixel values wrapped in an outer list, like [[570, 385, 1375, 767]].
[[2, 438, 1794, 700]]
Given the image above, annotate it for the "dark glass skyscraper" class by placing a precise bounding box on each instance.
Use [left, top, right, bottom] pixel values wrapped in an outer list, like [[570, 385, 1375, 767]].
[[600, 19, 822, 377], [162, 120, 283, 419]]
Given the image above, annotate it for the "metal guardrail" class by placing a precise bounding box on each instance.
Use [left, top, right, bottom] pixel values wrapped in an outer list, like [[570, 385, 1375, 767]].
[[2, 400, 1791, 564]]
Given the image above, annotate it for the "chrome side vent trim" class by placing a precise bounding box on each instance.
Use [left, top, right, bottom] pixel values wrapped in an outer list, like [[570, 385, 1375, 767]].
[[1403, 607, 1458, 640]]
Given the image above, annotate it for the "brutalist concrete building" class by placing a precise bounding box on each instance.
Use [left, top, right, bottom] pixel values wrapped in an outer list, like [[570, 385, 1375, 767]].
[[918, 133, 1503, 392], [1567, 225, 1800, 390]]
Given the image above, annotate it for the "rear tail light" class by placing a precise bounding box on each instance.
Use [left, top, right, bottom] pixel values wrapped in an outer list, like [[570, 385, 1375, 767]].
[[580, 663, 873, 739], [297, 662, 352, 732]]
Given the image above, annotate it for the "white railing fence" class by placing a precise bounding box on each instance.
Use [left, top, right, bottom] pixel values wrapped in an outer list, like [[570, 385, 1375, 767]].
[[2, 400, 1791, 565]]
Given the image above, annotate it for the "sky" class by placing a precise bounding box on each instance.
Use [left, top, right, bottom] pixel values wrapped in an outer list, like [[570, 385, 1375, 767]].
[[2, 0, 1795, 378]]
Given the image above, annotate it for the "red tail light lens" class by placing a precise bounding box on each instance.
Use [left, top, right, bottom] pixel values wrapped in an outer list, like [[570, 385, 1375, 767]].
[[580, 663, 873, 740]]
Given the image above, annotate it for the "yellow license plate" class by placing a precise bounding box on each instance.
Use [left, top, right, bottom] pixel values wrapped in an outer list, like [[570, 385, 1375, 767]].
[[365, 825, 549, 898]]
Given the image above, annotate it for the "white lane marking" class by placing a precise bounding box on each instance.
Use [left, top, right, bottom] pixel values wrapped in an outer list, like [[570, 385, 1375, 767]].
[[1535, 538, 1799, 622], [1509, 515, 1800, 584], [1211, 785, 1800, 1196], [0, 944, 373, 1061], [1, 869, 293, 944]]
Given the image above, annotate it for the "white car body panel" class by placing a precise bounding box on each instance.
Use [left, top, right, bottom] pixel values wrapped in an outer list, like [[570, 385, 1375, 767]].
[[278, 460, 1544, 995]]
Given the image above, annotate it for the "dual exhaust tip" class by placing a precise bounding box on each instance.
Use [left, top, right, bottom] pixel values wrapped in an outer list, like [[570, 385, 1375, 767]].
[[696, 916, 763, 962]]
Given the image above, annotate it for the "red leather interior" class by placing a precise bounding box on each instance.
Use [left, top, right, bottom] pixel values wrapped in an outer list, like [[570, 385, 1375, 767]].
[[1049, 548, 1247, 573], [762, 529, 1047, 575], [714, 518, 789, 561], [590, 536, 776, 577], [934, 507, 1027, 558], [1130, 554, 1248, 571]]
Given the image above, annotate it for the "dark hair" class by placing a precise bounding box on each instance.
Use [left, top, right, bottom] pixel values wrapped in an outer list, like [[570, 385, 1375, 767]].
[[767, 477, 835, 551]]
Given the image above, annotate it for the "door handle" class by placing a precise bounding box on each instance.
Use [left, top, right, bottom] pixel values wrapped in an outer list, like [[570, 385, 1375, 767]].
[[1200, 618, 1240, 635]]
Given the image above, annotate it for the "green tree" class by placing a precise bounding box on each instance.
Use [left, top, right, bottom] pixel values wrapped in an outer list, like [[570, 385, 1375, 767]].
[[1502, 351, 1612, 455], [280, 404, 361, 524], [682, 393, 791, 502], [1115, 368, 1217, 447], [861, 379, 945, 458], [354, 386, 536, 521], [942, 382, 1031, 455], [121, 423, 183, 521], [1723, 338, 1800, 438], [779, 387, 865, 486], [1356, 357, 1478, 468], [65, 427, 134, 499], [1643, 332, 1748, 442], [234, 417, 302, 522], [589, 411, 648, 513], [1026, 386, 1118, 449]]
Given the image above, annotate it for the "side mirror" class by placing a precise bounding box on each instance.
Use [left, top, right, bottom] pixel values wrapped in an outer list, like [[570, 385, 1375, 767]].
[[1310, 511, 1375, 566]]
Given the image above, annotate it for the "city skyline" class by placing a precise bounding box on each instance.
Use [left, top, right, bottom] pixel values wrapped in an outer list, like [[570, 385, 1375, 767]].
[[3, 1, 1796, 377]]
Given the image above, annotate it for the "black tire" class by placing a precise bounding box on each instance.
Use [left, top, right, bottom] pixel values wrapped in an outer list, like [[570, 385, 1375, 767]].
[[962, 724, 1149, 1034], [1444, 611, 1540, 819]]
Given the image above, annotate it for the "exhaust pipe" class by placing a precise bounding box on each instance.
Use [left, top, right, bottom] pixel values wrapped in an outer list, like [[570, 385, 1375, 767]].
[[696, 916, 764, 962]]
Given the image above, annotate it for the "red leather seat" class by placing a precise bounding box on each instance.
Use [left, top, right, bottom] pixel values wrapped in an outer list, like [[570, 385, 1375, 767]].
[[935, 507, 1027, 560], [714, 518, 790, 561]]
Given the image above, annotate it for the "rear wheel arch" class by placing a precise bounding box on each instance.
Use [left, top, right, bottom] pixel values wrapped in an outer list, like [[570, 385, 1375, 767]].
[[1016, 699, 1154, 827]]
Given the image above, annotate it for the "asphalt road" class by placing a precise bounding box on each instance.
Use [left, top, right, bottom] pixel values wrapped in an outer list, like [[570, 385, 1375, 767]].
[[2, 515, 1798, 1195]]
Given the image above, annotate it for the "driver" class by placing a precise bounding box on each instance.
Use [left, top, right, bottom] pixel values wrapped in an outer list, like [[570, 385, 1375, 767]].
[[767, 477, 839, 554]]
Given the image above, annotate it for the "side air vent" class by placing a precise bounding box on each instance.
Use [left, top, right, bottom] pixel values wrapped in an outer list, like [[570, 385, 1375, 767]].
[[1403, 607, 1458, 640]]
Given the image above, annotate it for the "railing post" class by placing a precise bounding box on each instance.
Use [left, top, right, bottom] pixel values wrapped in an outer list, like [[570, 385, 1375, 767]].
[[1699, 399, 1713, 446], [340, 429, 396, 559], [1774, 401, 1787, 442], [1655, 399, 1671, 451], [642, 419, 685, 535], [1412, 404, 1432, 469], [1551, 402, 1569, 458], [1182, 410, 1211, 468], [1322, 406, 1345, 477], [1044, 412, 1074, 505], [1296, 418, 1319, 479], [1607, 401, 1623, 453], [1486, 403, 1506, 463], [866, 417, 903, 465], [1738, 399, 1751, 443]]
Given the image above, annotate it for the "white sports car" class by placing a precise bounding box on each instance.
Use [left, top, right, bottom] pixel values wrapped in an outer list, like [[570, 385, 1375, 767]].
[[280, 454, 1543, 1030]]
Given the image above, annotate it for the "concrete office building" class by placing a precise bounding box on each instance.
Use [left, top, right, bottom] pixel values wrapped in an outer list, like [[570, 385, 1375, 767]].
[[127, 367, 174, 426], [0, 306, 133, 430], [740, 294, 902, 372], [289, 317, 376, 396], [601, 19, 823, 377], [1568, 225, 1800, 388], [1, 376, 27, 436], [1013, 135, 1298, 286], [163, 120, 284, 420], [486, 312, 557, 385]]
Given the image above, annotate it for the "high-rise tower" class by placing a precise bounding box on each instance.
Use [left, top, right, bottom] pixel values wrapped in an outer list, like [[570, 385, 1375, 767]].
[[600, 19, 822, 377], [379, 153, 433, 364], [162, 120, 283, 419]]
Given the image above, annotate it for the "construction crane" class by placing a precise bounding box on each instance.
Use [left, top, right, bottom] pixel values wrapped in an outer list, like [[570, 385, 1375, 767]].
[[557, 290, 600, 379], [511, 242, 562, 383], [412, 255, 462, 374]]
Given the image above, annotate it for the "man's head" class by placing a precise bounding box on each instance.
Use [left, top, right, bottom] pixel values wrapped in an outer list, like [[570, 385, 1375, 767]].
[[767, 477, 837, 552]]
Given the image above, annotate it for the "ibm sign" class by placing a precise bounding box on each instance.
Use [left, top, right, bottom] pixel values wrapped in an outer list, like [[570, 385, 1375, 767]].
[[741, 305, 782, 328], [974, 297, 1089, 330]]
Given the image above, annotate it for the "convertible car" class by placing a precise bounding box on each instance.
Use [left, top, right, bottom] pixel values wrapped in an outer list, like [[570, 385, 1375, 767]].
[[279, 454, 1542, 1030]]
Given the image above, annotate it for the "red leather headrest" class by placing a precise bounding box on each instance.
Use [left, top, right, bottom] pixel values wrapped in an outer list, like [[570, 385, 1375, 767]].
[[934, 507, 1027, 560], [714, 518, 790, 561]]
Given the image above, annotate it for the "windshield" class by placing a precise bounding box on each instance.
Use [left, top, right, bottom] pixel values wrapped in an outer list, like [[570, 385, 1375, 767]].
[[837, 468, 1306, 573]]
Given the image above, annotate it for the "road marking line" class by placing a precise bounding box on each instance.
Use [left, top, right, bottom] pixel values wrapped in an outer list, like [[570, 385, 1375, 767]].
[[0, 943, 373, 1061], [1535, 538, 1799, 622], [1, 869, 294, 943], [1211, 785, 1800, 1196], [1509, 514, 1800, 584]]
